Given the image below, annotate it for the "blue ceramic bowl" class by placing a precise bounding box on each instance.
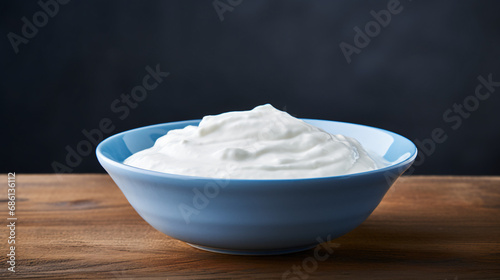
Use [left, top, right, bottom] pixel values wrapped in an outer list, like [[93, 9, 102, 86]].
[[96, 119, 417, 255]]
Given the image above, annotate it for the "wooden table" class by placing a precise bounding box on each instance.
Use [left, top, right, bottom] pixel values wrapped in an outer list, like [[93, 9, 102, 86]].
[[1, 175, 499, 279]]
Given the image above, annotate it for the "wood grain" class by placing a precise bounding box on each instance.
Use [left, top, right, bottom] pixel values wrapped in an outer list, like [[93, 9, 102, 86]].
[[0, 174, 499, 279]]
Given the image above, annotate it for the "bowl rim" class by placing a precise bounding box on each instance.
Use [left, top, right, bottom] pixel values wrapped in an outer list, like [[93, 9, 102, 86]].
[[96, 119, 417, 182]]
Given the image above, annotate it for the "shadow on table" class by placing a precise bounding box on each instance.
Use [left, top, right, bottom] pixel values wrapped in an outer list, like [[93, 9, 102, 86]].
[[180, 221, 464, 275]]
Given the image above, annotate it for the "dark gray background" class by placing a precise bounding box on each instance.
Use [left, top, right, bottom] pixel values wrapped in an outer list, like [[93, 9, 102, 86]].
[[1, 0, 499, 174]]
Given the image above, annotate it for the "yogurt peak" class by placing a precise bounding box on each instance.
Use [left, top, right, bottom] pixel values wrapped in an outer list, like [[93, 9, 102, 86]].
[[124, 104, 384, 179]]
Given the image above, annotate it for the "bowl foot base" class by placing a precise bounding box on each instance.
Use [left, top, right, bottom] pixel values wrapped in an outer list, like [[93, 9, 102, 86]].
[[187, 243, 316, 255]]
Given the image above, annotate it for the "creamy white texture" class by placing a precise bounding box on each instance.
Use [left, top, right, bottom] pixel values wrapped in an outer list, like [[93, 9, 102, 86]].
[[124, 104, 384, 179]]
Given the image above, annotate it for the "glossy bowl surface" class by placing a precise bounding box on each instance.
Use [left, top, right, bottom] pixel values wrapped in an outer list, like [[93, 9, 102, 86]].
[[96, 119, 417, 255]]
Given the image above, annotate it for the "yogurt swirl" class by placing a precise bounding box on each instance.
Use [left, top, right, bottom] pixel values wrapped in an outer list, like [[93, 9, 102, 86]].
[[124, 104, 384, 179]]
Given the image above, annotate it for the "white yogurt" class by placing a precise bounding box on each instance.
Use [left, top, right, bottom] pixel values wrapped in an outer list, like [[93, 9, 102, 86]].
[[124, 104, 385, 179]]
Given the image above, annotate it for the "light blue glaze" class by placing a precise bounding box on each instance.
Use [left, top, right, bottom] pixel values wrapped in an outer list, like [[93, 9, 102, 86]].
[[96, 119, 417, 255]]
